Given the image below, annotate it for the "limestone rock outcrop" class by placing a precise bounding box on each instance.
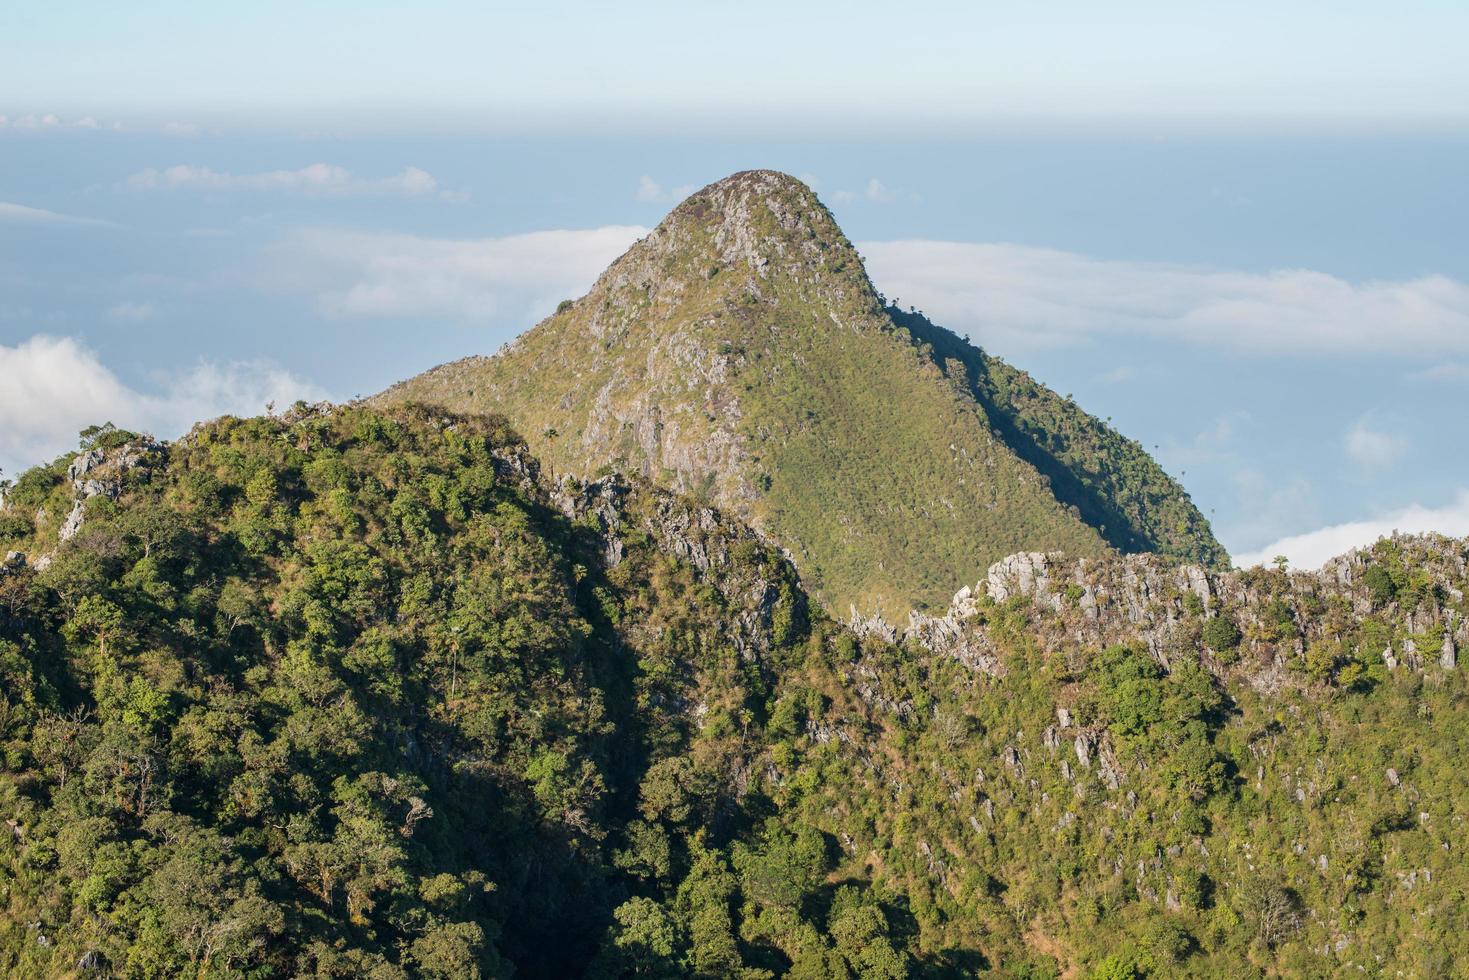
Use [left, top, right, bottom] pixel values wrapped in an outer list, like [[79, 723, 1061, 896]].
[[854, 533, 1467, 687]]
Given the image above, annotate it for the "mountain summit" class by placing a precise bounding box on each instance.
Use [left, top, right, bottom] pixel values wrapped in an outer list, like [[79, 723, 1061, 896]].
[[378, 170, 1225, 612]]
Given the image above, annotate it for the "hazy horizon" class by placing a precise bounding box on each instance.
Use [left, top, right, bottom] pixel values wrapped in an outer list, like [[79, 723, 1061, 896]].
[[3, 3, 1467, 569]]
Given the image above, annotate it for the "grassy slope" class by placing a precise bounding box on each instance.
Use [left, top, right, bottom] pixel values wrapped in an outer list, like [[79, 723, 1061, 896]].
[[890, 307, 1229, 568], [379, 171, 1222, 615]]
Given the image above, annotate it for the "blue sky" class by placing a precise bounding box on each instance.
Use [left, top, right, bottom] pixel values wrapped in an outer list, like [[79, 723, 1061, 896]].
[[7, 2, 1469, 123], [2, 3, 1468, 568]]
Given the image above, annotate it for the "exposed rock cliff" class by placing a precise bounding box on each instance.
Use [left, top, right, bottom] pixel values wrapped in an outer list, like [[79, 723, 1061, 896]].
[[553, 472, 804, 664], [9, 436, 165, 572], [862, 533, 1466, 693]]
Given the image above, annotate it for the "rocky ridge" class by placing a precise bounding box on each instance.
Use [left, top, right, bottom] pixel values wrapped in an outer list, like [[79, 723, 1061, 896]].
[[1, 436, 163, 573], [551, 471, 802, 664], [856, 534, 1466, 687]]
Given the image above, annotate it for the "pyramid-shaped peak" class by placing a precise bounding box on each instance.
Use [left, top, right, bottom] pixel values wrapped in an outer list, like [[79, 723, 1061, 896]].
[[619, 169, 872, 301], [380, 170, 1227, 613], [687, 168, 818, 202], [655, 170, 834, 243]]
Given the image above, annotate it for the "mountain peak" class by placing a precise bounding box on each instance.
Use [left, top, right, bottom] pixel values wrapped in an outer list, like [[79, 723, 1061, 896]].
[[667, 169, 823, 227], [601, 169, 879, 315], [379, 170, 1226, 613], [706, 167, 811, 188], [680, 167, 817, 202]]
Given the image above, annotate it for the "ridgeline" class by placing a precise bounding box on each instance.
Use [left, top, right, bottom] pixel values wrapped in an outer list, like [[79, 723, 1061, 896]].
[[0, 406, 1464, 976]]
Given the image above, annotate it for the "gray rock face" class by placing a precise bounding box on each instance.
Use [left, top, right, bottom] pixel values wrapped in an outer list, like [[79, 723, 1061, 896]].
[[1402, 636, 1420, 670], [552, 474, 629, 567], [76, 478, 116, 501], [66, 447, 105, 482], [845, 580, 1007, 676], [848, 609, 898, 645], [901, 584, 1004, 676], [58, 502, 87, 542], [1098, 746, 1124, 790], [1, 550, 24, 571], [488, 444, 540, 497], [34, 437, 166, 558], [847, 534, 1468, 686], [987, 552, 1054, 605], [1074, 733, 1093, 768], [867, 533, 1469, 686], [1042, 726, 1060, 753], [554, 470, 795, 664], [68, 438, 161, 493]]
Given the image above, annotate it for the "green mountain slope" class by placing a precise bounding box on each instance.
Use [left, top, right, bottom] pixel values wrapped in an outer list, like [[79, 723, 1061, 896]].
[[0, 405, 811, 977], [0, 406, 1464, 977], [376, 170, 1224, 616], [888, 306, 1226, 567]]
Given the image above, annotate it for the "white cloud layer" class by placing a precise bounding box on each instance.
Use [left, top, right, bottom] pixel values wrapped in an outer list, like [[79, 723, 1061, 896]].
[[258, 225, 649, 322], [859, 240, 1469, 355], [1344, 421, 1406, 469], [0, 201, 109, 227], [635, 176, 696, 203], [0, 113, 114, 130], [830, 178, 903, 206], [0, 335, 326, 477], [126, 163, 459, 200], [251, 227, 1469, 358], [106, 301, 155, 323], [1234, 491, 1469, 570], [1412, 361, 1469, 382]]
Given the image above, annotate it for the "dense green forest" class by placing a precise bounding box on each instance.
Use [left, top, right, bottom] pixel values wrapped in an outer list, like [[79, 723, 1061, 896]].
[[1, 404, 1466, 977]]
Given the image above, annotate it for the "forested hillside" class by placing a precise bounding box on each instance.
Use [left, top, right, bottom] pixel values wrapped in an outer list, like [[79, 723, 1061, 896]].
[[1, 404, 1465, 977]]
